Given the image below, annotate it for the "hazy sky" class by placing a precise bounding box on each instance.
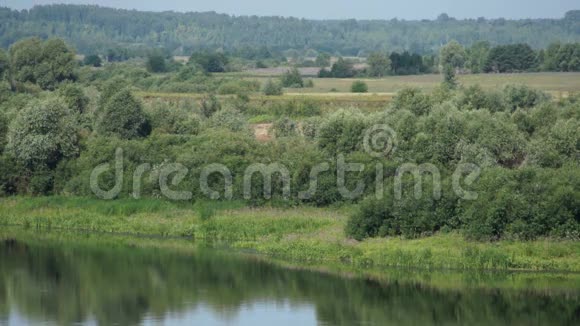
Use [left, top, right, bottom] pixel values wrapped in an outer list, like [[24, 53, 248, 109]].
[[2, 0, 578, 20]]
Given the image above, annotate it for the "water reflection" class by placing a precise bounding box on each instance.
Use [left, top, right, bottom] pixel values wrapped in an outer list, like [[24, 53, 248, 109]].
[[0, 237, 578, 325]]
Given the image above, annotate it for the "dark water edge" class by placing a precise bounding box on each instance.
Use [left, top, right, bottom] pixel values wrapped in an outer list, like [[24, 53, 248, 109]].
[[0, 228, 579, 326]]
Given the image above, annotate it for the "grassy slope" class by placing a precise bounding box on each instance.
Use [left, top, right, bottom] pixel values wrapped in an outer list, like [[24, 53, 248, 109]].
[[1, 197, 578, 274]]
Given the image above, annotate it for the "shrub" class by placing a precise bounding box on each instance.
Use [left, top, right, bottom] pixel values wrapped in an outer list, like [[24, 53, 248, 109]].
[[217, 79, 261, 95], [263, 79, 283, 96], [146, 55, 167, 73], [200, 94, 222, 118], [83, 54, 102, 67], [391, 88, 432, 116], [146, 101, 201, 135], [346, 197, 394, 241], [301, 117, 322, 139], [351, 80, 369, 93], [317, 109, 368, 155], [209, 107, 248, 132], [281, 68, 304, 88], [273, 117, 298, 137], [502, 84, 550, 112]]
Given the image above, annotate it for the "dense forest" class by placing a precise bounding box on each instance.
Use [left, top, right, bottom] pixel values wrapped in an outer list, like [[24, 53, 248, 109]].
[[0, 5, 579, 56]]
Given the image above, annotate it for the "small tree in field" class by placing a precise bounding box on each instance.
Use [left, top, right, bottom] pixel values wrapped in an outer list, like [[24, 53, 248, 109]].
[[263, 79, 283, 96], [280, 67, 304, 88], [351, 80, 368, 93], [440, 40, 466, 89]]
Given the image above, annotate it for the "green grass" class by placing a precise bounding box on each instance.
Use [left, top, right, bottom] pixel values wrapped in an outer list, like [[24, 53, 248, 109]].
[[1, 197, 579, 273], [136, 73, 579, 112]]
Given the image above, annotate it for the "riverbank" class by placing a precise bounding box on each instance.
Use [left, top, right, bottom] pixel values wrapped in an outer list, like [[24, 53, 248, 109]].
[[1, 197, 579, 274]]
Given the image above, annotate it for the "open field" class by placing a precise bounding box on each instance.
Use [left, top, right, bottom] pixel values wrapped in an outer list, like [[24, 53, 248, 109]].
[[1, 197, 579, 274], [240, 72, 580, 96], [136, 73, 579, 111]]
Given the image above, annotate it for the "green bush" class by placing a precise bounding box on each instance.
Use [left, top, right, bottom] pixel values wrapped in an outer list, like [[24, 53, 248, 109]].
[[200, 94, 221, 118], [209, 107, 248, 132], [502, 84, 550, 112], [146, 55, 167, 73], [273, 117, 298, 137], [280, 68, 304, 88], [7, 97, 79, 170], [391, 87, 432, 116], [263, 79, 283, 96], [58, 83, 90, 114], [96, 89, 151, 139], [317, 109, 368, 155], [351, 80, 368, 93]]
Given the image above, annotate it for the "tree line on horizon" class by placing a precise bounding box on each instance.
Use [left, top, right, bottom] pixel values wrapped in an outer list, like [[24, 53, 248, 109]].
[[0, 5, 578, 56]]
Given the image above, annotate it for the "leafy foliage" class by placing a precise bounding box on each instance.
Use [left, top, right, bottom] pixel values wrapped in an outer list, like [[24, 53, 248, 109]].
[[6, 97, 79, 169], [263, 79, 283, 96], [96, 89, 151, 139], [281, 68, 304, 88], [351, 81, 368, 93]]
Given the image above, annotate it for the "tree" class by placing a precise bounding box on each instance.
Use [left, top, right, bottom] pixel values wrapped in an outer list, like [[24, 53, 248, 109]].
[[8, 38, 75, 90], [440, 41, 466, 88], [280, 68, 303, 88], [315, 53, 331, 67], [189, 52, 229, 73], [440, 41, 466, 69], [36, 38, 76, 90], [466, 41, 491, 73], [146, 54, 167, 73], [367, 52, 391, 77], [263, 79, 283, 96], [9, 37, 43, 86], [0, 112, 7, 154], [84, 54, 102, 67], [0, 49, 8, 82], [351, 80, 368, 93], [442, 65, 458, 88], [58, 84, 89, 114], [330, 58, 356, 78], [484, 44, 537, 73], [6, 97, 79, 169], [389, 51, 425, 75], [96, 89, 151, 139]]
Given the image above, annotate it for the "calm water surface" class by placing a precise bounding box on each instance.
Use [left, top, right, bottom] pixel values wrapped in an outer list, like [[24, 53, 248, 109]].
[[0, 234, 578, 326]]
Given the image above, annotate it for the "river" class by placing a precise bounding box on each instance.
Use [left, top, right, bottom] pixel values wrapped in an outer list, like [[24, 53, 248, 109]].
[[0, 231, 578, 325]]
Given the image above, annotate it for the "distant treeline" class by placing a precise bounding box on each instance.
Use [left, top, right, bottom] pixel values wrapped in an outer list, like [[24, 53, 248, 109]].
[[0, 5, 579, 56], [315, 42, 580, 77]]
